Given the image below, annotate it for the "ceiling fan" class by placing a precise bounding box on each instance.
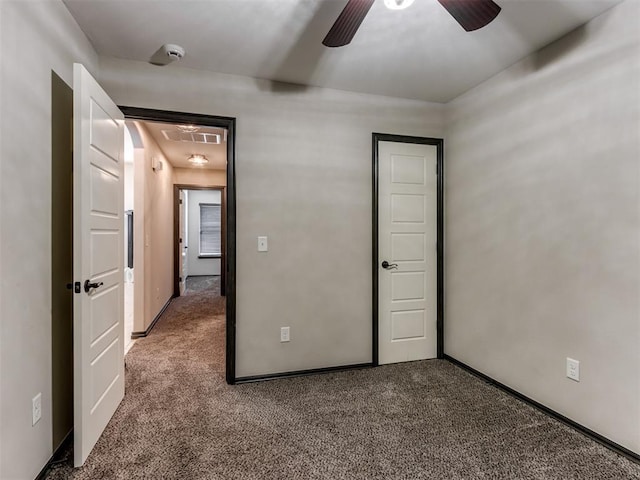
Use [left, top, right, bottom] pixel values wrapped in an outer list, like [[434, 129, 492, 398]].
[[322, 0, 502, 48]]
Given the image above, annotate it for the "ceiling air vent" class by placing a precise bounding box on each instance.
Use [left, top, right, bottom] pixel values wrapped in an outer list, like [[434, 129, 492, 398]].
[[162, 130, 221, 144]]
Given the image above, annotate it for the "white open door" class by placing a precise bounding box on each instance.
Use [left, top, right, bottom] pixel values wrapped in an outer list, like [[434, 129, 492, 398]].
[[378, 141, 437, 364], [73, 63, 125, 466], [179, 189, 188, 295]]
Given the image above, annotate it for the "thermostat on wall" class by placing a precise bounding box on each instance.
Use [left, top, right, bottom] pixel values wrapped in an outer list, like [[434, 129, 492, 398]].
[[152, 157, 163, 172]]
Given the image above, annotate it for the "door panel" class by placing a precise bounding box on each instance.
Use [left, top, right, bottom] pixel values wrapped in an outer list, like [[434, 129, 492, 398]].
[[90, 166, 119, 213], [391, 309, 426, 340], [391, 272, 426, 301], [73, 63, 125, 466], [391, 194, 425, 222], [391, 233, 425, 261], [391, 154, 426, 184], [89, 286, 119, 342], [90, 232, 119, 276], [379, 141, 437, 365]]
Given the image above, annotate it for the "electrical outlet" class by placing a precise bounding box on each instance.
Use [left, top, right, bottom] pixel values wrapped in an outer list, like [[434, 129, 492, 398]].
[[280, 326, 290, 342], [566, 357, 580, 382], [32, 393, 42, 426]]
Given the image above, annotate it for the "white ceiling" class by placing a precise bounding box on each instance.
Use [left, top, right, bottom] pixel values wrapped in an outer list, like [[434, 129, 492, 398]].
[[63, 0, 621, 102], [141, 121, 227, 170]]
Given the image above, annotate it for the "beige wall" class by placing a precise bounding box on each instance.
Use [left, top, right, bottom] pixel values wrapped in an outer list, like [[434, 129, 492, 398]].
[[132, 148, 146, 332], [444, 0, 640, 454], [99, 58, 445, 377], [134, 122, 175, 332], [173, 167, 226, 187], [0, 1, 99, 479]]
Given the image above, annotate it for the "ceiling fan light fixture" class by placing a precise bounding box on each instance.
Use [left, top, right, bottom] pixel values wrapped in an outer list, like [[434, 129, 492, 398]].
[[188, 154, 209, 166], [384, 0, 415, 10], [177, 124, 200, 133]]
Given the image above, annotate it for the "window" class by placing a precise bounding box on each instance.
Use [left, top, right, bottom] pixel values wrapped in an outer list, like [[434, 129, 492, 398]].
[[199, 203, 221, 256]]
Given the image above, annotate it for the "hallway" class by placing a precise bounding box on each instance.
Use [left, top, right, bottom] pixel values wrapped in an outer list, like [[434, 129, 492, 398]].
[[46, 277, 226, 479]]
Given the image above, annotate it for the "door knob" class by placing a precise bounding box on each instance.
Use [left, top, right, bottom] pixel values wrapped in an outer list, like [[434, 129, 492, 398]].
[[381, 261, 398, 270], [84, 279, 104, 293]]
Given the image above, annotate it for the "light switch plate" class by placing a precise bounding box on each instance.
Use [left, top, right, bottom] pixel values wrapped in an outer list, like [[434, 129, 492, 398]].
[[280, 326, 290, 342], [258, 236, 268, 252], [32, 393, 42, 426]]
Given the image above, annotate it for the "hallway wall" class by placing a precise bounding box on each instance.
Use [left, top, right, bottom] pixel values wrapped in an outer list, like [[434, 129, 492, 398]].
[[133, 122, 175, 333], [173, 167, 226, 187], [124, 128, 135, 351]]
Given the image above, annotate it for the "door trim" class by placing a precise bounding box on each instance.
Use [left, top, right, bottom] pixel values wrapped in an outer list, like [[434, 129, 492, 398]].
[[119, 106, 237, 385], [372, 133, 444, 366], [173, 185, 226, 298]]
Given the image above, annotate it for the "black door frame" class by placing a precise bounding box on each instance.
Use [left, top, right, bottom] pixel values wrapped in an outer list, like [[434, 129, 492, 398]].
[[120, 106, 237, 385], [372, 133, 444, 365]]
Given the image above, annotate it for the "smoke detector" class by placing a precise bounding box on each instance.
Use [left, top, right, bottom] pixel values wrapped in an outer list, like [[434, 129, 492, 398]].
[[162, 44, 185, 61]]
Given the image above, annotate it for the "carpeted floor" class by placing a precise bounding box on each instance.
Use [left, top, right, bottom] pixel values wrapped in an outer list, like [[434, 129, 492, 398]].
[[185, 275, 219, 294], [45, 277, 640, 479]]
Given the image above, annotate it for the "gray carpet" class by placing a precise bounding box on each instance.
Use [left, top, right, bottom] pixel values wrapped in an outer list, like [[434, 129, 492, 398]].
[[45, 278, 640, 479], [185, 275, 219, 294]]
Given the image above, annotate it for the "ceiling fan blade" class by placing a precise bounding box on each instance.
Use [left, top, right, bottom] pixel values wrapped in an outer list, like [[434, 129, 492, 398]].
[[437, 0, 501, 32], [322, 0, 375, 48]]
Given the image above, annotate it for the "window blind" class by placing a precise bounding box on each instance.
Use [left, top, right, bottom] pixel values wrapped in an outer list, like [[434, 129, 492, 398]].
[[199, 203, 221, 255]]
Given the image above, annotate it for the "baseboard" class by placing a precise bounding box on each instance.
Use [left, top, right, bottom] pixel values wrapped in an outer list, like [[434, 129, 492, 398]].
[[35, 429, 72, 480], [444, 354, 640, 464], [131, 295, 174, 339], [235, 362, 373, 384]]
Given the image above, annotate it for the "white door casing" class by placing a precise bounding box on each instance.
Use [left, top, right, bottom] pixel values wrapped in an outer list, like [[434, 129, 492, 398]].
[[73, 63, 125, 466], [179, 189, 188, 295], [378, 141, 437, 365]]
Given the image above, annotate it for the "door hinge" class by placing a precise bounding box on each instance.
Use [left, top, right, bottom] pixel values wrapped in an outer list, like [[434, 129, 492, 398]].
[[179, 199, 183, 205], [179, 237, 182, 244], [179, 276, 183, 282]]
